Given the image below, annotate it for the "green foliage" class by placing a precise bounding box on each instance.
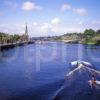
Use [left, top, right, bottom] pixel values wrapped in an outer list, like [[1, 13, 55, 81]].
[[0, 29, 100, 45], [96, 30, 100, 34], [51, 29, 100, 45], [83, 29, 100, 45], [84, 29, 95, 35], [0, 32, 21, 44]]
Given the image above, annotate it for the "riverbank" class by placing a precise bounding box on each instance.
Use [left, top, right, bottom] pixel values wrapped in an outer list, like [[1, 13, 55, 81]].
[[0, 41, 34, 51], [40, 29, 100, 45]]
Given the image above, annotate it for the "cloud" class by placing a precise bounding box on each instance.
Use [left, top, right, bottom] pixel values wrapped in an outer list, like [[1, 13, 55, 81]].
[[40, 23, 52, 33], [51, 18, 61, 25], [21, 1, 42, 11], [73, 8, 87, 16], [1, 19, 94, 37], [60, 3, 87, 16], [0, 24, 25, 35], [0, 21, 85, 37], [61, 3, 71, 11]]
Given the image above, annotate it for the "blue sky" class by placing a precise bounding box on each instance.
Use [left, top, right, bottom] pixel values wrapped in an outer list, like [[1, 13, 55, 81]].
[[0, 0, 100, 37]]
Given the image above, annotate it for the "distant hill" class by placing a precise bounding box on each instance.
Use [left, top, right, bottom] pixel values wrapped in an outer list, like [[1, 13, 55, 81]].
[[32, 29, 100, 45]]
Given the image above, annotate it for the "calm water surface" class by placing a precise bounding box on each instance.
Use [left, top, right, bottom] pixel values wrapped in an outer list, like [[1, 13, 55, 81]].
[[0, 42, 100, 100]]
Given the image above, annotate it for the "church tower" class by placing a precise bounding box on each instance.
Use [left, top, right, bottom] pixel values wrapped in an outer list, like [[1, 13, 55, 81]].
[[25, 24, 29, 41]]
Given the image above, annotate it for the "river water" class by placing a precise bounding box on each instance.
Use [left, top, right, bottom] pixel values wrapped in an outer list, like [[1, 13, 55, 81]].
[[0, 42, 100, 100]]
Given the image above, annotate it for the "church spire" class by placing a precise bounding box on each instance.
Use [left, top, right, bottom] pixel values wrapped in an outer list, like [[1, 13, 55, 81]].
[[25, 23, 29, 41], [25, 24, 28, 36]]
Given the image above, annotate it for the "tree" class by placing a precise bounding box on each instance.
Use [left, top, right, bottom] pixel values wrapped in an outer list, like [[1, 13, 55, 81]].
[[96, 30, 100, 34], [84, 29, 95, 35], [83, 29, 95, 43], [0, 32, 22, 44]]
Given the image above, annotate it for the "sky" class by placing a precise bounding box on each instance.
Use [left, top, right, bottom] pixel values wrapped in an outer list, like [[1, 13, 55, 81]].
[[0, 0, 100, 37]]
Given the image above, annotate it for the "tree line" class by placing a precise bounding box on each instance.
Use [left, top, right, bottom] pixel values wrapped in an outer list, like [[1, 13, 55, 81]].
[[56, 29, 100, 44], [0, 32, 27, 44], [0, 29, 100, 44], [82, 29, 100, 44]]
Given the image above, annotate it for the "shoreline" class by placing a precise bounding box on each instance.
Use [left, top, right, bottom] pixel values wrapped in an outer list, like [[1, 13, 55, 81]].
[[0, 41, 99, 51], [0, 41, 35, 51]]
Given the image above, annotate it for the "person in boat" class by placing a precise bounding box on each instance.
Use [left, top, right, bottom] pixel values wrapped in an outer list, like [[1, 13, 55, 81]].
[[89, 74, 96, 88], [91, 74, 96, 87], [77, 61, 86, 67], [88, 72, 100, 89], [77, 60, 82, 67]]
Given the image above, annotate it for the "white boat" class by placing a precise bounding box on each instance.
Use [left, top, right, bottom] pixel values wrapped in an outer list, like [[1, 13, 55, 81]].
[[71, 60, 92, 67], [88, 80, 100, 89]]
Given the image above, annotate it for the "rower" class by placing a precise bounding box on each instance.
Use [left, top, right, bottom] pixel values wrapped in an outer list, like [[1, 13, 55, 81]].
[[91, 74, 96, 87], [88, 74, 96, 88]]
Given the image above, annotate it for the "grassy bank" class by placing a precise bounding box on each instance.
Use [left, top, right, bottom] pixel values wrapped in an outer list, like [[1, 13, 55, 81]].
[[50, 29, 100, 45]]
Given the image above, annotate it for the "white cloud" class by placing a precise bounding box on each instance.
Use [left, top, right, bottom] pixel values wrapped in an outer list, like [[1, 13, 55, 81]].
[[73, 8, 87, 16], [22, 1, 42, 11], [50, 24, 83, 34], [40, 23, 52, 33], [51, 18, 61, 25], [61, 3, 71, 11], [0, 22, 84, 37], [60, 3, 87, 16], [78, 21, 84, 25], [1, 19, 96, 37]]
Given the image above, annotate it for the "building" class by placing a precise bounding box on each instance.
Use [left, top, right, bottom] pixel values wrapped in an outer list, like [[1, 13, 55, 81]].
[[25, 24, 29, 41], [21, 24, 29, 42]]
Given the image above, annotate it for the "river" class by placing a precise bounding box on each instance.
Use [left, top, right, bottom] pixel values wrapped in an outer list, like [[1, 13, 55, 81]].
[[0, 42, 100, 100]]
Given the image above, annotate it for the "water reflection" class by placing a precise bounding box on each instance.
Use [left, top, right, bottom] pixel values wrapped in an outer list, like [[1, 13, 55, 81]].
[[0, 43, 100, 100]]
